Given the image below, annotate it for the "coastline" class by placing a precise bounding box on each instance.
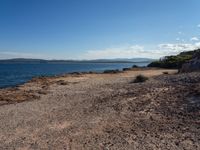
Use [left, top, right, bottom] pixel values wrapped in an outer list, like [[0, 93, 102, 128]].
[[0, 62, 149, 89], [0, 67, 176, 105], [0, 66, 149, 90]]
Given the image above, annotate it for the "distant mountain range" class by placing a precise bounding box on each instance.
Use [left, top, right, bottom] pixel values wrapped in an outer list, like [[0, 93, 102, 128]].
[[0, 58, 155, 64]]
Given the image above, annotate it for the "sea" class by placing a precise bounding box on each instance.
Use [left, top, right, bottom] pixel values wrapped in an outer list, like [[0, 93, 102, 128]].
[[0, 62, 149, 88]]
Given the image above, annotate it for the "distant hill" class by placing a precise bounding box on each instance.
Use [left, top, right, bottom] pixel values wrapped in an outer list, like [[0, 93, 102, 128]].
[[148, 50, 199, 69], [0, 58, 48, 64], [0, 58, 154, 64]]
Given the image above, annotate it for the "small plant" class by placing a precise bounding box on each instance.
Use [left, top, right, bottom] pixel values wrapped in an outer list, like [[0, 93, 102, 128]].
[[132, 65, 138, 68], [57, 80, 68, 85], [132, 75, 148, 83], [123, 68, 131, 71], [163, 71, 169, 74], [103, 69, 120, 74]]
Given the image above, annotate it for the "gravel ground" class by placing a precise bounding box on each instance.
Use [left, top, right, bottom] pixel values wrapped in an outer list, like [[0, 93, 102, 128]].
[[0, 69, 200, 150]]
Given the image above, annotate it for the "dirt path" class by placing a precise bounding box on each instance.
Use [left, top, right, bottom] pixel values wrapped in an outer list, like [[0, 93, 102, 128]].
[[0, 69, 200, 149]]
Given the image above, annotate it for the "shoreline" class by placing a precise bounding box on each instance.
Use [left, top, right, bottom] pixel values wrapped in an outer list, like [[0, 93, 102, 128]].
[[0, 67, 176, 106], [0, 66, 161, 90], [0, 64, 148, 89]]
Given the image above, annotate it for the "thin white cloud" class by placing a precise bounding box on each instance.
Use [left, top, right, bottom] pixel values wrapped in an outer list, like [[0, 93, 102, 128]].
[[81, 42, 200, 59], [158, 43, 194, 51], [197, 24, 200, 28], [81, 45, 151, 59], [2, 41, 200, 60], [190, 37, 199, 41], [178, 31, 183, 35], [195, 42, 200, 47], [181, 39, 185, 42], [176, 38, 185, 42], [158, 42, 200, 53]]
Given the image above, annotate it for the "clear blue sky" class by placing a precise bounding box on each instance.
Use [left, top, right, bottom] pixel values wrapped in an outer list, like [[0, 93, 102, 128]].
[[0, 0, 200, 59]]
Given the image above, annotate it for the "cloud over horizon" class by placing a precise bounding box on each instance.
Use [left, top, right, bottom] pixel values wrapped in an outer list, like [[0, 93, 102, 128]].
[[81, 42, 200, 60], [190, 37, 199, 41], [3, 40, 199, 60], [2, 41, 200, 60]]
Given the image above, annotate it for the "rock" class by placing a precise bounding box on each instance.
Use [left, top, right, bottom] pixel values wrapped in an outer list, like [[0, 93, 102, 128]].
[[180, 49, 200, 73]]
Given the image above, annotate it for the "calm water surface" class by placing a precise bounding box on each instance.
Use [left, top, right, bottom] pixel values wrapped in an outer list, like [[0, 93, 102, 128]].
[[0, 62, 148, 88]]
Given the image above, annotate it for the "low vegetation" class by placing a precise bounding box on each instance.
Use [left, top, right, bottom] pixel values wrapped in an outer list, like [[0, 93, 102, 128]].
[[123, 68, 131, 71], [162, 71, 169, 74], [132, 65, 138, 68], [103, 69, 121, 74], [131, 75, 149, 83], [147, 50, 199, 69]]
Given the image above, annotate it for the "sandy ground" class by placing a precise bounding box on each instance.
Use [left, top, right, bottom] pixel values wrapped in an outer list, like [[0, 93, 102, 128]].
[[0, 68, 200, 149]]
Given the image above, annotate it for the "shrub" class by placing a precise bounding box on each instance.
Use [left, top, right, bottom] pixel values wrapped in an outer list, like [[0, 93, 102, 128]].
[[132, 65, 138, 68], [57, 80, 68, 85], [70, 72, 82, 75], [163, 71, 169, 74], [103, 69, 121, 74], [132, 75, 148, 83], [123, 68, 131, 71]]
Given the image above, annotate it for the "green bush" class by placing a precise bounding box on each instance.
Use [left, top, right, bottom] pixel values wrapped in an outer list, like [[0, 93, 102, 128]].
[[132, 65, 138, 68], [103, 69, 121, 74], [147, 50, 197, 69], [123, 68, 131, 71], [163, 71, 169, 74], [131, 75, 148, 83]]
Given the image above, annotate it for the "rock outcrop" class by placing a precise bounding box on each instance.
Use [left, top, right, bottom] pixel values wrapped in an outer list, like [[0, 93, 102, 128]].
[[180, 49, 200, 72]]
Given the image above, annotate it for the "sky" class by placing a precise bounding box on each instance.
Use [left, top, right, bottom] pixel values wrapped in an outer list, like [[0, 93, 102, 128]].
[[0, 0, 200, 60]]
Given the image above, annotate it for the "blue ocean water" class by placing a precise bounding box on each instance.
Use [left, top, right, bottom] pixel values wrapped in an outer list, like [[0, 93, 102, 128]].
[[0, 62, 148, 88]]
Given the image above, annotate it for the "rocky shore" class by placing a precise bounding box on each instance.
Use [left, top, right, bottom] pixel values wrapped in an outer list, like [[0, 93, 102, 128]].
[[0, 68, 200, 149]]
